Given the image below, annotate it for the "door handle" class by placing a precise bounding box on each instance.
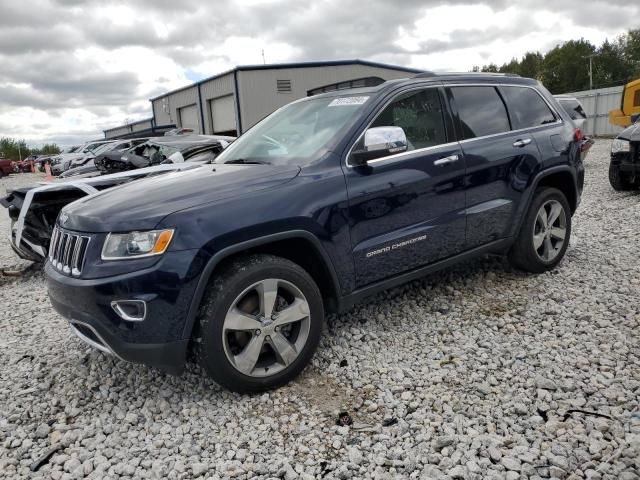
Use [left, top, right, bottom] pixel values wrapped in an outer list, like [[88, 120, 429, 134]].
[[434, 154, 459, 166], [513, 138, 532, 148]]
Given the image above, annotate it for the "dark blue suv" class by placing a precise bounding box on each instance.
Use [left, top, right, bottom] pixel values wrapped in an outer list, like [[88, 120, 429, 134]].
[[45, 73, 584, 392]]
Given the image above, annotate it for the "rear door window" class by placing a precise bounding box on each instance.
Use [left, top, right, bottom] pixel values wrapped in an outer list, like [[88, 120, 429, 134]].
[[449, 86, 510, 139], [502, 86, 557, 129]]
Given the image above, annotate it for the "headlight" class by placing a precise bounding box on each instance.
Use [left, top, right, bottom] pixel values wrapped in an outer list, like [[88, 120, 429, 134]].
[[611, 138, 630, 154], [101, 229, 174, 260]]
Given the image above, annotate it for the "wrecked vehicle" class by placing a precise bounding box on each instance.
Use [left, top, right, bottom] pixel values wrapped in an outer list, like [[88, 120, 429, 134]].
[[95, 135, 233, 174], [1, 136, 233, 262], [51, 142, 112, 175], [61, 138, 150, 178], [609, 118, 640, 190]]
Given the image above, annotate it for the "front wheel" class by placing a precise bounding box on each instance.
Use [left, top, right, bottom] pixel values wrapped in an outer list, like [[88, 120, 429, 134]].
[[609, 163, 637, 191], [509, 187, 571, 273], [194, 254, 324, 393]]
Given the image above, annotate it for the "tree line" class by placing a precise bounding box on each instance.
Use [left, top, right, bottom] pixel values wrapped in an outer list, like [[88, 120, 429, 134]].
[[474, 28, 640, 94], [0, 137, 61, 160]]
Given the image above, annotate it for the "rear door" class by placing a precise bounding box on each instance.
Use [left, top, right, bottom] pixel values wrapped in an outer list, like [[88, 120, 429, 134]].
[[344, 86, 467, 287], [446, 84, 543, 249]]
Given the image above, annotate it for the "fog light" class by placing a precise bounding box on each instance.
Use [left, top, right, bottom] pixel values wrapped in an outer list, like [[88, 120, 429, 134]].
[[111, 300, 147, 322]]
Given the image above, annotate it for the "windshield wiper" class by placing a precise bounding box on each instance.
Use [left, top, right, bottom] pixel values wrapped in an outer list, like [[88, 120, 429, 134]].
[[224, 158, 271, 165]]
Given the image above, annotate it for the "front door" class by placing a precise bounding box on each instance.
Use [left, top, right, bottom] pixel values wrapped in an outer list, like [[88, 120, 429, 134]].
[[343, 87, 467, 287]]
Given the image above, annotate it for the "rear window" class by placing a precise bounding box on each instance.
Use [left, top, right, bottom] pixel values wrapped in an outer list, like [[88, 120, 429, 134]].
[[449, 86, 510, 139], [558, 99, 587, 120], [502, 86, 557, 129]]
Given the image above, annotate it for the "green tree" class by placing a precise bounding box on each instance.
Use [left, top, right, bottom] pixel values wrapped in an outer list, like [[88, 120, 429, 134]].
[[593, 38, 629, 88], [622, 28, 640, 77], [481, 63, 499, 73], [0, 137, 60, 159], [499, 58, 520, 74], [519, 52, 543, 80], [541, 39, 596, 93]]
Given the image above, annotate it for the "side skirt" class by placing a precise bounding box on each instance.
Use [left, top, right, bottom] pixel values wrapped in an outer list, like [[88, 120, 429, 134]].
[[337, 237, 513, 313]]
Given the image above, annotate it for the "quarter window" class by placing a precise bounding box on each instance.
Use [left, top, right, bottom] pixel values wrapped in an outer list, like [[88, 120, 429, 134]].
[[558, 99, 586, 121], [449, 86, 510, 139], [370, 88, 447, 150], [502, 86, 557, 129]]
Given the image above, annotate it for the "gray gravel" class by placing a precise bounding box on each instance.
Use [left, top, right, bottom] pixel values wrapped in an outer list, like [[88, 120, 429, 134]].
[[1, 141, 639, 479]]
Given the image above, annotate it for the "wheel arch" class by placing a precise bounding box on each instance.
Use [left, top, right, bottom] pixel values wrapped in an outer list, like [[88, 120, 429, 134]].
[[534, 168, 578, 214], [181, 230, 341, 340], [511, 165, 578, 240]]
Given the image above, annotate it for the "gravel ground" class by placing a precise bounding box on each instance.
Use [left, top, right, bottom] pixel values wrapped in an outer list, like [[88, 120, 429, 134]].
[[0, 141, 638, 480]]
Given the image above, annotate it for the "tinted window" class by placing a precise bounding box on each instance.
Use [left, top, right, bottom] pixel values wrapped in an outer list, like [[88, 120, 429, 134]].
[[502, 86, 556, 129], [450, 86, 510, 139], [558, 99, 586, 120], [371, 88, 446, 150]]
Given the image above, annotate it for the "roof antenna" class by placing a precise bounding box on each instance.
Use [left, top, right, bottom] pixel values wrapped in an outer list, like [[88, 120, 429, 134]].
[[262, 49, 266, 65]]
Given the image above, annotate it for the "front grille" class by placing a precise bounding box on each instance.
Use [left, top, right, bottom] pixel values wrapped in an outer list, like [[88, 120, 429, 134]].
[[49, 226, 90, 276]]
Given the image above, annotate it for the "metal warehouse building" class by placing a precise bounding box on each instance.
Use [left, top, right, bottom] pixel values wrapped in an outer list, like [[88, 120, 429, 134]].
[[104, 60, 421, 139]]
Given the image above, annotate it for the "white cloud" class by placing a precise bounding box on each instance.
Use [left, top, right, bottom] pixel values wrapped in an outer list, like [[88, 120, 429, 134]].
[[0, 0, 637, 147]]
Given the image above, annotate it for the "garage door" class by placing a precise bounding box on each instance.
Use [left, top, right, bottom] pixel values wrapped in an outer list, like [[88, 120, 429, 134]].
[[178, 104, 199, 131], [210, 95, 236, 134]]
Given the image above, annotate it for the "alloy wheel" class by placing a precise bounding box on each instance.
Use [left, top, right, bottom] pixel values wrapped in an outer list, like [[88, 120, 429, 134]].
[[222, 278, 310, 377], [533, 199, 567, 262]]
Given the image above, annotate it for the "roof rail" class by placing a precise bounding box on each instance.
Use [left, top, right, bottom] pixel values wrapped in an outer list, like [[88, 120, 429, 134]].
[[414, 71, 521, 78]]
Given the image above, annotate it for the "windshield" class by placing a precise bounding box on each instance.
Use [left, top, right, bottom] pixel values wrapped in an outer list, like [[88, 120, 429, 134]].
[[214, 95, 369, 165], [90, 143, 116, 156]]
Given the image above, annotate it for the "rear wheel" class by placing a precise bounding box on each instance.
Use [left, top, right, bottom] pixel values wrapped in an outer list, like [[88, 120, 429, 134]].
[[194, 254, 324, 393], [509, 187, 571, 273], [609, 163, 637, 191]]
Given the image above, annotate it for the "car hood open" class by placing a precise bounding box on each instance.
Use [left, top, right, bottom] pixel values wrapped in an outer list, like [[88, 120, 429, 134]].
[[59, 163, 300, 232]]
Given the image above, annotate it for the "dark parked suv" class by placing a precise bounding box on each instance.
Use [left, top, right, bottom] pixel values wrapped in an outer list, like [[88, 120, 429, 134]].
[[46, 72, 584, 392]]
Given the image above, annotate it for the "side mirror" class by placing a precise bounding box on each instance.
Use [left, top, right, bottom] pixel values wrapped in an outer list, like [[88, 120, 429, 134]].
[[350, 126, 408, 166]]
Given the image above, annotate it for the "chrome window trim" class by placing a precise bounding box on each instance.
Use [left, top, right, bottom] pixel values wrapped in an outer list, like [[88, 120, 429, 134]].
[[344, 82, 563, 169], [365, 141, 461, 166]]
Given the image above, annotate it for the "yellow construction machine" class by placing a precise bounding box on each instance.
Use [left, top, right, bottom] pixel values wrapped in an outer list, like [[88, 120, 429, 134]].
[[609, 78, 640, 127]]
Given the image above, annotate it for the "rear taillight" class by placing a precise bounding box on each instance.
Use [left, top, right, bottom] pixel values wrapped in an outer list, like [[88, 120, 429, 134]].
[[574, 128, 584, 142]]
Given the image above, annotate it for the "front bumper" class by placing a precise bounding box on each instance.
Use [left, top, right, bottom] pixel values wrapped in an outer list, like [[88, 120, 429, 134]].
[[9, 223, 47, 262], [45, 249, 201, 373], [611, 147, 639, 175]]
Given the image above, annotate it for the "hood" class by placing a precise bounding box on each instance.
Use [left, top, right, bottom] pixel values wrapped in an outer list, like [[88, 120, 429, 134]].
[[60, 163, 300, 232], [618, 121, 640, 141]]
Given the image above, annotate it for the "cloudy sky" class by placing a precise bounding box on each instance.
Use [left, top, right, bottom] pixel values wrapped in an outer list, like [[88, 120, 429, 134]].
[[0, 0, 637, 147]]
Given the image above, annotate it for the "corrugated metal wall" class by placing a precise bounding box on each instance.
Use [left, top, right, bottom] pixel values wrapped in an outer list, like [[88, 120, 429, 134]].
[[131, 119, 153, 132], [104, 119, 154, 139], [151, 86, 200, 132], [565, 85, 624, 137], [237, 65, 411, 131]]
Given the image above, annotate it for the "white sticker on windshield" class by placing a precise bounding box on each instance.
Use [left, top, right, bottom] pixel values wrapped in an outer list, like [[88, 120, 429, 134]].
[[328, 96, 369, 107]]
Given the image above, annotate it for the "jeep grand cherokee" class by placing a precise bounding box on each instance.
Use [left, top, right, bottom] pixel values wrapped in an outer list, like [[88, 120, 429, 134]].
[[45, 72, 584, 392]]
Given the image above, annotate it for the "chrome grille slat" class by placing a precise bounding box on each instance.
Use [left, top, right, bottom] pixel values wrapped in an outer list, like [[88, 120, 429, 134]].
[[49, 227, 90, 277], [49, 228, 59, 261]]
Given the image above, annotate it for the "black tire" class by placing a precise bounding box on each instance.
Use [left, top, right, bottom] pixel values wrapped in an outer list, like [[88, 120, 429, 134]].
[[509, 187, 572, 273], [193, 254, 324, 393], [609, 163, 637, 191], [0, 170, 4, 178]]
